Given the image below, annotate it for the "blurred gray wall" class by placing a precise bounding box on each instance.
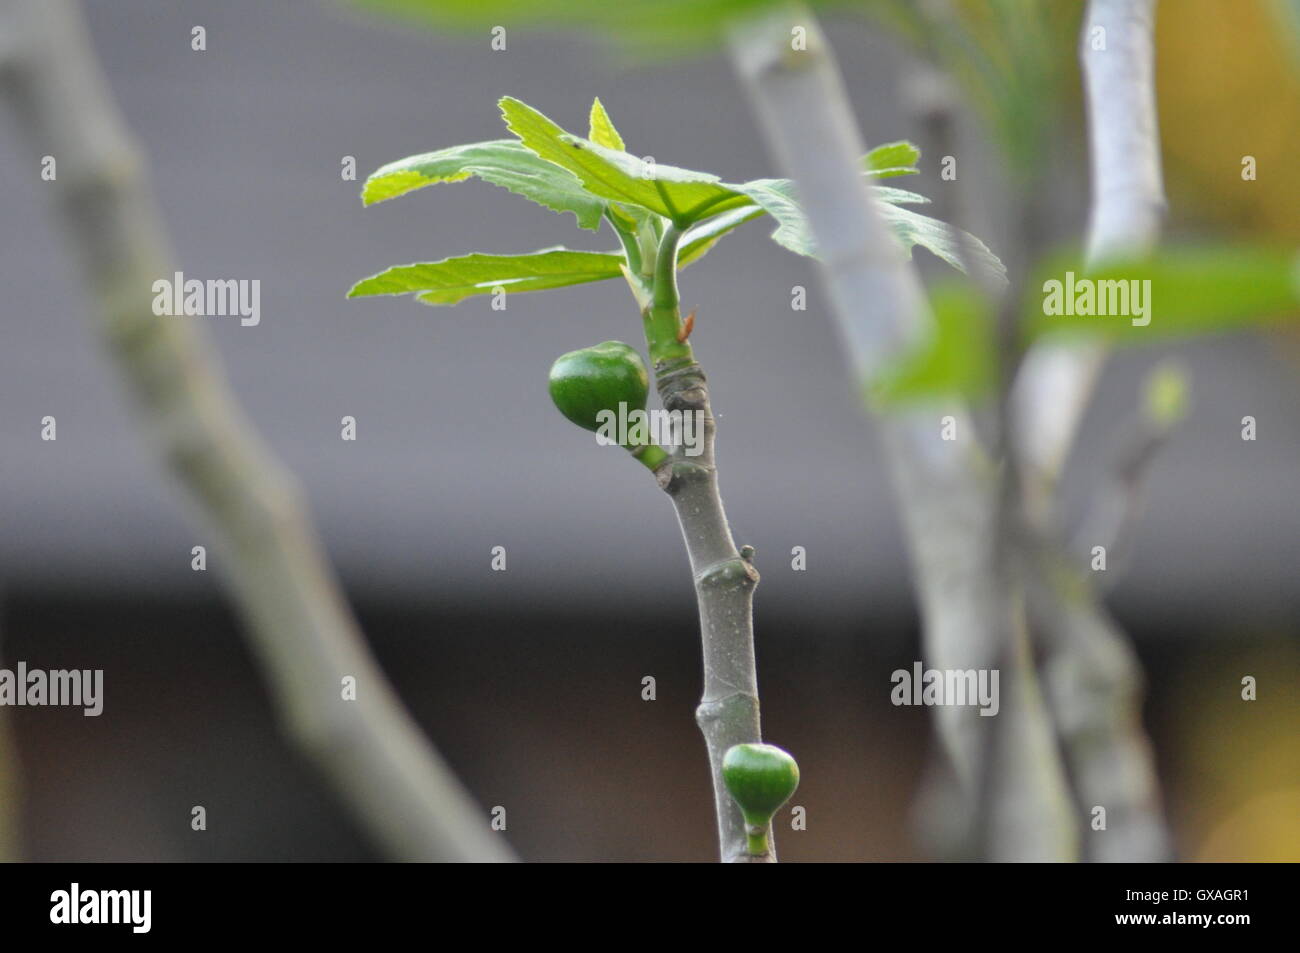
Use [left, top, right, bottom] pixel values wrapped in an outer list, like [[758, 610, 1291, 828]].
[[0, 0, 1296, 630]]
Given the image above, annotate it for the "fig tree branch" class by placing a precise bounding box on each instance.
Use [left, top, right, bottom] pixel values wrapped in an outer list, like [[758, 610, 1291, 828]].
[[1071, 401, 1181, 587], [643, 223, 767, 863]]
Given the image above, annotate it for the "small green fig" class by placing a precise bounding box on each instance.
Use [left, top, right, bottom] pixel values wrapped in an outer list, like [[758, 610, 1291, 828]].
[[548, 340, 650, 432], [722, 743, 800, 856]]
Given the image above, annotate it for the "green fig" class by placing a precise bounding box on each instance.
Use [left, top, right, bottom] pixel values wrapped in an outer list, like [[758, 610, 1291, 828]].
[[548, 340, 650, 432], [722, 743, 800, 856]]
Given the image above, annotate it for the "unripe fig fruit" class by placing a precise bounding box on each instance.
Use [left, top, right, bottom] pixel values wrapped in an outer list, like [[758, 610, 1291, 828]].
[[722, 743, 800, 854], [548, 340, 650, 432]]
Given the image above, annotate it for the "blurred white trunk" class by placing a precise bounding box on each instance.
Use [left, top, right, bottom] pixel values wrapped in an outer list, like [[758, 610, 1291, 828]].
[[1013, 0, 1172, 862], [728, 3, 1076, 860]]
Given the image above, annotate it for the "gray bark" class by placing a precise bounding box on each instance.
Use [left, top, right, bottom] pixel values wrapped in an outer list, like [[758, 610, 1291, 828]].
[[728, 3, 1076, 860], [1012, 0, 1172, 862], [0, 0, 513, 863]]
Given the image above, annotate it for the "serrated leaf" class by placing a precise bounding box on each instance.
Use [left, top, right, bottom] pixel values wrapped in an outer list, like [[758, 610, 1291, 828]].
[[877, 201, 1008, 285], [864, 140, 921, 178], [724, 177, 1007, 285], [1026, 246, 1300, 342], [348, 248, 625, 306], [499, 96, 743, 225], [588, 97, 626, 151], [673, 151, 924, 268], [872, 185, 930, 205], [725, 179, 813, 256], [361, 140, 606, 230]]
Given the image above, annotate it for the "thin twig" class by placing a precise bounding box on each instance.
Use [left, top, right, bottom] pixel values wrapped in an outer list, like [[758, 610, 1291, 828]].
[[0, 0, 513, 863], [1071, 416, 1174, 587]]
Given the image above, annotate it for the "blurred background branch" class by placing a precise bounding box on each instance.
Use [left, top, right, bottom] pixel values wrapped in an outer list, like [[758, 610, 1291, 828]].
[[0, 0, 512, 863], [728, 2, 1076, 860], [1016, 0, 1172, 861]]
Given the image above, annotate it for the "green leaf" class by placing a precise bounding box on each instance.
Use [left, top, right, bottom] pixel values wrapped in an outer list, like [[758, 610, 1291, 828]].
[[674, 147, 927, 268], [724, 177, 1008, 284], [872, 245, 1300, 406], [679, 206, 765, 269], [1027, 246, 1300, 342], [348, 248, 625, 306], [351, 0, 792, 58], [878, 201, 1009, 285], [588, 97, 626, 152], [584, 98, 664, 271], [499, 96, 743, 225], [863, 140, 921, 178], [726, 179, 814, 256], [361, 140, 605, 230], [869, 281, 997, 405], [871, 185, 930, 205]]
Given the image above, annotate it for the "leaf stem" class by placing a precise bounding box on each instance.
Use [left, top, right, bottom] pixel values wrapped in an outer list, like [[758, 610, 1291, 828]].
[[644, 222, 692, 366], [629, 441, 669, 471], [605, 208, 642, 276]]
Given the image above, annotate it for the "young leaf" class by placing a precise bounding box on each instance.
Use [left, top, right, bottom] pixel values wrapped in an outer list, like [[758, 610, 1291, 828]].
[[588, 97, 626, 151], [361, 140, 605, 230], [663, 146, 924, 268], [727, 177, 1008, 285], [585, 98, 661, 268], [726, 179, 814, 256], [872, 185, 930, 205], [877, 201, 1008, 285], [863, 140, 921, 178], [348, 248, 625, 306], [679, 206, 765, 269], [499, 96, 743, 225]]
